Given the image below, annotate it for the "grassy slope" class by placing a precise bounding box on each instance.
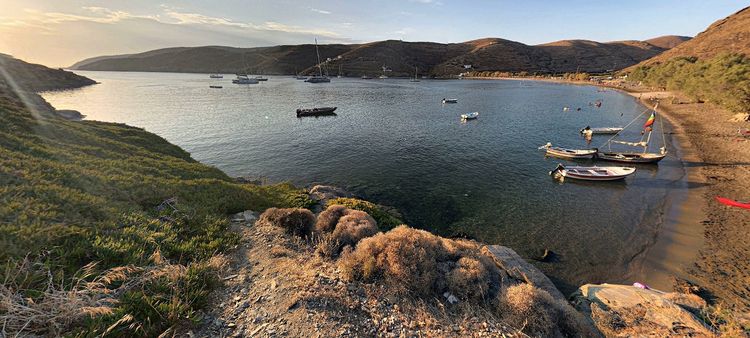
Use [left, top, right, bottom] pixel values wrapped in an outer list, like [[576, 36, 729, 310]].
[[0, 76, 311, 335]]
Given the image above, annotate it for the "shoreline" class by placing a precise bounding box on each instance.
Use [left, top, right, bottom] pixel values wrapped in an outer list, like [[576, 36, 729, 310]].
[[471, 76, 750, 310]]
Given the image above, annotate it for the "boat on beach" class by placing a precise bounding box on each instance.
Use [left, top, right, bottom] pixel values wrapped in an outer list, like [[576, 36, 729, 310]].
[[549, 163, 636, 181], [461, 112, 479, 120], [596, 103, 667, 164], [716, 196, 750, 210], [539, 143, 596, 159], [296, 107, 337, 117], [442, 98, 458, 104]]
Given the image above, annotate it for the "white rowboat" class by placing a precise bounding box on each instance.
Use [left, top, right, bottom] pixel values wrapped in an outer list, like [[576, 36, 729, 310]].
[[583, 127, 623, 135], [540, 143, 596, 159], [461, 112, 479, 120], [443, 98, 458, 104], [549, 164, 635, 181]]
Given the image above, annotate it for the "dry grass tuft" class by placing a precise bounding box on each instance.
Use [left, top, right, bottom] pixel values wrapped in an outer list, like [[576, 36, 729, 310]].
[[338, 225, 499, 300], [259, 207, 316, 237], [497, 283, 592, 337], [314, 205, 379, 257], [0, 257, 139, 336]]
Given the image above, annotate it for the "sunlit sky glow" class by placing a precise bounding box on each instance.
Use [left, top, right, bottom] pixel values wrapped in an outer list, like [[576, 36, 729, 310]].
[[1, 0, 747, 67]]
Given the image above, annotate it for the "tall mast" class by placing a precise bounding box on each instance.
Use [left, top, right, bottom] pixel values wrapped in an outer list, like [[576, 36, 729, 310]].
[[315, 38, 323, 77]]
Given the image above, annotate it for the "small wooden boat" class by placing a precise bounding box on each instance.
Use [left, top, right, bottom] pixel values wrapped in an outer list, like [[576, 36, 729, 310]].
[[296, 107, 337, 118], [595, 151, 666, 164], [442, 98, 458, 104], [582, 127, 623, 135], [461, 112, 479, 120], [549, 163, 636, 181], [209, 85, 223, 89], [716, 196, 750, 210], [539, 143, 596, 159]]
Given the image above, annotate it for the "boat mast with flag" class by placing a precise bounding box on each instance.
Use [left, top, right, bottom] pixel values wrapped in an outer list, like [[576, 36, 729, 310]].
[[596, 103, 667, 164]]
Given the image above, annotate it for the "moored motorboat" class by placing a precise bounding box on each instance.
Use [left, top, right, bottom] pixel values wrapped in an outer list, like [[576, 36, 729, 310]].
[[296, 107, 337, 117], [442, 98, 458, 104], [255, 76, 268, 81], [361, 75, 373, 79], [232, 75, 259, 84], [549, 163, 636, 181], [539, 143, 596, 159], [305, 75, 331, 83], [209, 74, 223, 78], [209, 85, 223, 89], [461, 112, 479, 120]]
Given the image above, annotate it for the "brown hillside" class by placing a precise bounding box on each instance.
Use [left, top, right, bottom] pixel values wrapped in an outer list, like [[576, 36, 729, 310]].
[[72, 35, 676, 76], [0, 54, 95, 92], [636, 6, 750, 66], [644, 35, 692, 49]]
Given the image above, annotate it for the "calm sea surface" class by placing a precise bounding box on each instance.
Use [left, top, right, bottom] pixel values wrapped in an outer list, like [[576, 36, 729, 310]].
[[43, 71, 686, 292]]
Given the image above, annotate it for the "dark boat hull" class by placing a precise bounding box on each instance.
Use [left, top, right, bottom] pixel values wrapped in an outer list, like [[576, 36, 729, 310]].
[[595, 152, 666, 164], [297, 107, 337, 117]]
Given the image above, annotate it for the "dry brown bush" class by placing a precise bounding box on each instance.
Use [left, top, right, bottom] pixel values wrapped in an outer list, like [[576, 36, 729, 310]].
[[339, 225, 499, 301], [259, 207, 316, 237], [314, 205, 379, 257], [497, 283, 592, 337]]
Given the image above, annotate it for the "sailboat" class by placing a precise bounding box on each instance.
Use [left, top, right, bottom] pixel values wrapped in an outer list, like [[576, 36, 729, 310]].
[[595, 103, 667, 164], [411, 66, 420, 82], [337, 64, 343, 78], [378, 65, 389, 79], [305, 39, 331, 83]]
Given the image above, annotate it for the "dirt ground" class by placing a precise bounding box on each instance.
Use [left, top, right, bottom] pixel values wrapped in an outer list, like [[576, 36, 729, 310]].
[[189, 222, 525, 338]]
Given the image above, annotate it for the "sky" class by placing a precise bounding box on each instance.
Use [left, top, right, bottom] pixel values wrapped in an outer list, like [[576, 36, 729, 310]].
[[1, 0, 747, 67]]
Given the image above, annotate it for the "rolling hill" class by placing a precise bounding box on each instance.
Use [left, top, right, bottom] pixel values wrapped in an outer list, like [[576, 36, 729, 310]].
[[1, 53, 96, 92], [71, 35, 686, 77], [634, 7, 749, 66]]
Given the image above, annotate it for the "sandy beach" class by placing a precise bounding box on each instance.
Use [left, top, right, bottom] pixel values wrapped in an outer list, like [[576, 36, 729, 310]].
[[481, 76, 750, 313]]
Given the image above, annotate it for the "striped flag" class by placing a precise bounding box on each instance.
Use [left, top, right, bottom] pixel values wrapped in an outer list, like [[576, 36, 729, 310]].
[[643, 111, 655, 130]]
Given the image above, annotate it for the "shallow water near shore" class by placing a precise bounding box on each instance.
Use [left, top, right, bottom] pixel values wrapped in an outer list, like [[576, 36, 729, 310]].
[[43, 72, 689, 293]]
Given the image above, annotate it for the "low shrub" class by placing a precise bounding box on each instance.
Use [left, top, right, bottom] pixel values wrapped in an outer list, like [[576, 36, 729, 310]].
[[326, 198, 403, 230], [497, 283, 591, 337], [339, 225, 498, 301], [258, 208, 316, 237], [315, 205, 379, 257]]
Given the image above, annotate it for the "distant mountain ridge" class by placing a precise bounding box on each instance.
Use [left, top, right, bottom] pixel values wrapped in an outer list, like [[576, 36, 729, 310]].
[[70, 35, 690, 77]]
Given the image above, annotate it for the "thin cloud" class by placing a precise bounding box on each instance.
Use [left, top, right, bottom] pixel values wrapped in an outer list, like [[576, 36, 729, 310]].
[[310, 8, 332, 15]]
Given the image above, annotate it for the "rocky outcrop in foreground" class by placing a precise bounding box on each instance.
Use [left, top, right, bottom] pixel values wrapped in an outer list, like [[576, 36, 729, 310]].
[[573, 283, 714, 337]]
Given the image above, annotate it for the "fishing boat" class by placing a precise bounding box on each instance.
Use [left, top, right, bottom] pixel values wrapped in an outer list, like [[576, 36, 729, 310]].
[[296, 107, 337, 118], [549, 163, 636, 181], [461, 112, 479, 120], [716, 196, 750, 210], [232, 75, 259, 84], [582, 127, 624, 135], [209, 74, 223, 79], [596, 103, 667, 164], [305, 39, 331, 83], [442, 98, 458, 104], [209, 85, 223, 89], [539, 143, 596, 159]]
